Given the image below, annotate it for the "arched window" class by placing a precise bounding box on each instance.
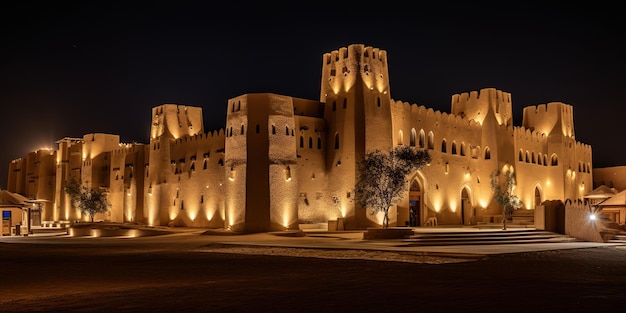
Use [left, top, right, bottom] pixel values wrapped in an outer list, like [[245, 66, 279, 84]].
[[419, 129, 425, 148], [377, 97, 381, 107], [460, 142, 465, 156], [537, 153, 543, 165], [309, 137, 313, 149], [427, 131, 434, 149], [543, 155, 548, 166], [441, 139, 447, 153], [451, 141, 457, 154], [484, 147, 491, 160], [317, 137, 322, 149], [272, 125, 276, 135], [299, 136, 304, 148], [519, 150, 524, 162], [410, 128, 416, 147], [241, 125, 244, 135], [203, 159, 207, 170], [525, 151, 530, 163], [334, 133, 340, 149], [398, 130, 403, 146], [286, 126, 289, 136], [551, 153, 558, 166]]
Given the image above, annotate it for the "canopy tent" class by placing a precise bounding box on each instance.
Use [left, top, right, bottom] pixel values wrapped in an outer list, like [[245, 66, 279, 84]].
[[596, 189, 626, 225], [584, 184, 619, 200]]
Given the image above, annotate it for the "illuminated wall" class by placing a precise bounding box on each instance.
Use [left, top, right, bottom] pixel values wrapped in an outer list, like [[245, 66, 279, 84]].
[[4, 43, 595, 232]]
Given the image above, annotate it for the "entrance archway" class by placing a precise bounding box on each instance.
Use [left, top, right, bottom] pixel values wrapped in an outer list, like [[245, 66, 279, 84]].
[[461, 187, 472, 225], [409, 180, 421, 227], [534, 186, 542, 209]]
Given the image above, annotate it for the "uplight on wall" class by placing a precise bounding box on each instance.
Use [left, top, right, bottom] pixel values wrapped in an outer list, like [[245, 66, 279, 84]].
[[229, 167, 235, 181]]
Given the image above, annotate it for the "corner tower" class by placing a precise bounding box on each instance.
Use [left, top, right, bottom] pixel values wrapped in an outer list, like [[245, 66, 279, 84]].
[[319, 44, 393, 228]]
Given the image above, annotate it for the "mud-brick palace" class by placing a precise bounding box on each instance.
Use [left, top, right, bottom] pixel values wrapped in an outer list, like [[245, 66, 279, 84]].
[[6, 44, 594, 233]]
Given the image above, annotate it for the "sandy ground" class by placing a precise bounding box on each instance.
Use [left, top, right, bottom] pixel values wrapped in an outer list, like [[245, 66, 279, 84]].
[[1, 228, 625, 312]]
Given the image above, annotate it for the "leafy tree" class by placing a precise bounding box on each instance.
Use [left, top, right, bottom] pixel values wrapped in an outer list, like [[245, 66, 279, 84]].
[[490, 168, 522, 230], [64, 177, 111, 222], [355, 146, 431, 228]]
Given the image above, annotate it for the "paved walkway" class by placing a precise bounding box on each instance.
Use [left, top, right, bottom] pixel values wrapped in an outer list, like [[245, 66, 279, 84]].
[[3, 225, 623, 256]]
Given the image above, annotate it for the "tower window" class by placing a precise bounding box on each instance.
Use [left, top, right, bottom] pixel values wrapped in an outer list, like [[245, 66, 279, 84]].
[[334, 133, 340, 149]]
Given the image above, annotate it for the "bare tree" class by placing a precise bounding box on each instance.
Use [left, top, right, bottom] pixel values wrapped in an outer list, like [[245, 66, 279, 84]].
[[355, 146, 431, 228], [490, 168, 522, 230]]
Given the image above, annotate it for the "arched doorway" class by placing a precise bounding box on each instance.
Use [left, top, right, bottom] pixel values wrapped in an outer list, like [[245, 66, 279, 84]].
[[409, 180, 421, 227], [534, 186, 542, 209], [461, 187, 472, 225]]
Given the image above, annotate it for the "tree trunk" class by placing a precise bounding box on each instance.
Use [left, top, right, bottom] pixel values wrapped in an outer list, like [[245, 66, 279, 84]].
[[502, 207, 507, 230], [383, 211, 389, 229]]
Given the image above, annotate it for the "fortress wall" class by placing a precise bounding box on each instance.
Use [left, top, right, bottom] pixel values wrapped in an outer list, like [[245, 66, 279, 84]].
[[166, 130, 225, 228], [594, 166, 626, 191], [294, 116, 333, 223]]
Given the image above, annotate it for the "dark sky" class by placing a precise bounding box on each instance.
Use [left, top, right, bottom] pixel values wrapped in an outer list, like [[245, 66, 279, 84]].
[[1, 4, 624, 189]]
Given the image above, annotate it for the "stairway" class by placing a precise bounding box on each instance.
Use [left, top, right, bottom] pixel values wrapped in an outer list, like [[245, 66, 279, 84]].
[[607, 233, 626, 244], [404, 229, 580, 246]]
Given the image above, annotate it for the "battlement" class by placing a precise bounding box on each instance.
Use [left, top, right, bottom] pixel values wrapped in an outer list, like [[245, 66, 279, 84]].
[[323, 44, 387, 65], [391, 99, 482, 129], [513, 125, 549, 143], [320, 44, 390, 102], [522, 101, 574, 138], [451, 88, 513, 126]]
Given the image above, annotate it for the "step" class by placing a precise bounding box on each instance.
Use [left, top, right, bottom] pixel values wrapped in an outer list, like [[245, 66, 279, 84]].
[[405, 230, 578, 246], [608, 234, 626, 243]]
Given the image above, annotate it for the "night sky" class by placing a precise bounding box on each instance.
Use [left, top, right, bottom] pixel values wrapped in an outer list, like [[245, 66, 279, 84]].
[[1, 4, 624, 189]]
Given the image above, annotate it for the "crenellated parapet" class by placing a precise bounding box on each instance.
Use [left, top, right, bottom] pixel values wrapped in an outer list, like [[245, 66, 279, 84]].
[[522, 102, 575, 138], [451, 88, 513, 126], [391, 99, 482, 131], [320, 44, 390, 102]]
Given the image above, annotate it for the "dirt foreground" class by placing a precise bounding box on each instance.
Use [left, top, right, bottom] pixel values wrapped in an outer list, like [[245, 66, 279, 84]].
[[1, 230, 625, 312]]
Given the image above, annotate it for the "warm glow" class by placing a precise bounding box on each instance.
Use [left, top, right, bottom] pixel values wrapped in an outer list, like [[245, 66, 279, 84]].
[[449, 200, 457, 213], [478, 199, 488, 209], [433, 198, 442, 212], [589, 213, 597, 221]]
